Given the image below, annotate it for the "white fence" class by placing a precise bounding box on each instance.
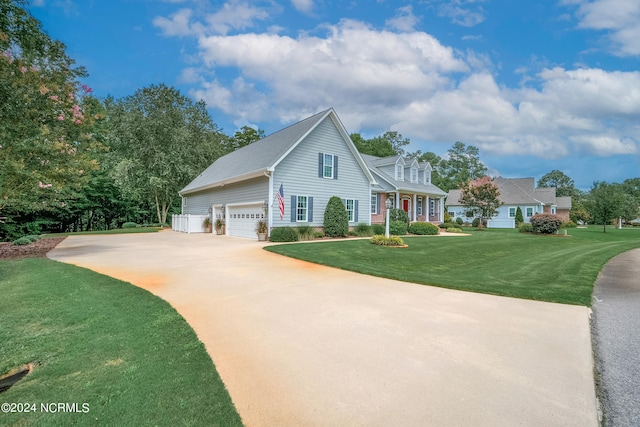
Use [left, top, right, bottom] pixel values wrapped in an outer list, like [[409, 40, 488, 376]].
[[172, 214, 210, 233]]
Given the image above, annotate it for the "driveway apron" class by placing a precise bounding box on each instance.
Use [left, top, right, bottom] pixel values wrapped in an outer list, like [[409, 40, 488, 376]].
[[48, 231, 598, 427], [592, 248, 640, 427]]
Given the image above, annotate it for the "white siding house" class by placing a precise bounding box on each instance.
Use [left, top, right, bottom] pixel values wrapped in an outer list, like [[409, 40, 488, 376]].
[[177, 108, 376, 239]]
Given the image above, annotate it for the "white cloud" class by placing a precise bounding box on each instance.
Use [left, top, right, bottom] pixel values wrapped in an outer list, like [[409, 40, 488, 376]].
[[291, 0, 314, 14], [568, 0, 640, 56], [437, 0, 486, 27], [153, 8, 195, 37], [385, 6, 420, 32]]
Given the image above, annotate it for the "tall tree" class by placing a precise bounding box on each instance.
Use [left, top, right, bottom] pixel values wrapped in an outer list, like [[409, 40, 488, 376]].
[[0, 0, 103, 217], [586, 181, 627, 232], [227, 125, 264, 152], [459, 176, 502, 228], [440, 142, 487, 192], [351, 131, 410, 157], [109, 84, 227, 224], [538, 170, 576, 197]]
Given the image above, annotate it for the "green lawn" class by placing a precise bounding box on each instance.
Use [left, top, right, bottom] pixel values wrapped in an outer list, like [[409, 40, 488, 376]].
[[265, 227, 640, 306], [0, 258, 242, 426]]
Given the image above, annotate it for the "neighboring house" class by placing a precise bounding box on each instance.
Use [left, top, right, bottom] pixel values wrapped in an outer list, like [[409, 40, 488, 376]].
[[362, 154, 447, 224], [177, 108, 447, 239], [446, 177, 572, 228], [178, 108, 375, 239]]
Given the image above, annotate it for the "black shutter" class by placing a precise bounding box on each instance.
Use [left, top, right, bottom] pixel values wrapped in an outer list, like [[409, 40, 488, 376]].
[[318, 153, 324, 178], [291, 195, 297, 222], [308, 197, 313, 222], [334, 156, 338, 179]]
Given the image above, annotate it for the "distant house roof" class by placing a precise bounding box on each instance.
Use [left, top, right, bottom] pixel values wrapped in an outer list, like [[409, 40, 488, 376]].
[[361, 154, 447, 196], [180, 108, 375, 195], [446, 177, 571, 208]]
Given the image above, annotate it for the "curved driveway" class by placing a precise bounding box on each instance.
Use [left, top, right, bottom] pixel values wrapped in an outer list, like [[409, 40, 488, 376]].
[[48, 231, 598, 426], [592, 248, 640, 426]]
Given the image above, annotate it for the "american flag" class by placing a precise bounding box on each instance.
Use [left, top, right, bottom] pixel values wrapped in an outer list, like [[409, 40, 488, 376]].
[[277, 183, 285, 219]]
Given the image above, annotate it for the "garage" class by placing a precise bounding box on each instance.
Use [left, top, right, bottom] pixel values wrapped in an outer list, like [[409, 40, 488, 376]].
[[227, 203, 265, 239]]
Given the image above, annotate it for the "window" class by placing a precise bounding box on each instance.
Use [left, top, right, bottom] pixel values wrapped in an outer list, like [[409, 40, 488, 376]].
[[424, 170, 431, 184], [371, 194, 378, 214], [345, 199, 355, 222], [509, 207, 516, 218], [395, 162, 404, 181], [526, 207, 534, 217], [551, 206, 557, 214], [297, 196, 308, 222], [411, 166, 418, 183], [430, 199, 436, 216], [323, 154, 334, 178], [417, 197, 423, 215]]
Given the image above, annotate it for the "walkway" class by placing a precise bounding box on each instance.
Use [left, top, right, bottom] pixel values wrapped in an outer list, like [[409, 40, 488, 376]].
[[48, 231, 598, 426]]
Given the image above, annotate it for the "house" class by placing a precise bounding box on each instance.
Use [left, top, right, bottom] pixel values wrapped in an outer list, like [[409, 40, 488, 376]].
[[362, 154, 447, 224], [176, 108, 447, 239], [446, 177, 572, 228]]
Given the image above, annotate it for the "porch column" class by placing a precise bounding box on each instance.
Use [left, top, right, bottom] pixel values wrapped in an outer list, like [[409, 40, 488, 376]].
[[413, 194, 417, 222], [426, 196, 430, 222], [395, 191, 400, 209], [439, 198, 445, 222]]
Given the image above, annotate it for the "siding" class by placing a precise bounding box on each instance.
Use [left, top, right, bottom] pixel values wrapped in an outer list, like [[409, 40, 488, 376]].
[[183, 177, 269, 214], [271, 116, 371, 227]]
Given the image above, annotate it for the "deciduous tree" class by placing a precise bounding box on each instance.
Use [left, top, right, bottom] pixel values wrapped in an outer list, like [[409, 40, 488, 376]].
[[538, 170, 576, 197], [459, 176, 502, 228]]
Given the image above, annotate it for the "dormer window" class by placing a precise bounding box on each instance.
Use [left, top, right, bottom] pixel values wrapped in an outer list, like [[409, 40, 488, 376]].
[[411, 165, 418, 183], [395, 158, 405, 181], [423, 163, 433, 185]]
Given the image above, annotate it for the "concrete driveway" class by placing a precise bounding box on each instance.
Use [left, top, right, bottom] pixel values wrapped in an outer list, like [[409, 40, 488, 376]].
[[48, 231, 598, 426]]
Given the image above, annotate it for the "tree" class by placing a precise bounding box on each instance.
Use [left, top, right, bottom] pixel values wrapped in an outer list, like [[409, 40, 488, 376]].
[[351, 131, 410, 157], [323, 196, 348, 237], [538, 170, 576, 197], [459, 176, 502, 228], [227, 126, 264, 152], [0, 0, 103, 229], [108, 84, 227, 224], [586, 181, 627, 232], [515, 207, 524, 225], [440, 142, 487, 192]]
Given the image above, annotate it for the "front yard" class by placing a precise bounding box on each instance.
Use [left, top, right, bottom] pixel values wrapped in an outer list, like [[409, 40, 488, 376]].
[[265, 227, 640, 306]]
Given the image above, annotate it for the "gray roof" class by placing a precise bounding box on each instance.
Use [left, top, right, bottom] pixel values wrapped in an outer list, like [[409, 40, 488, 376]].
[[181, 109, 333, 194], [446, 177, 572, 208], [361, 154, 447, 196]]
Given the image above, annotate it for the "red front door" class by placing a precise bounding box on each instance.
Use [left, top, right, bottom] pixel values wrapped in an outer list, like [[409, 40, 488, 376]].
[[402, 199, 409, 213]]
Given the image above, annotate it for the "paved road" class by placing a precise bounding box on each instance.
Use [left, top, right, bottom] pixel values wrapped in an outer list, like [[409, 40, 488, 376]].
[[48, 231, 598, 427], [592, 248, 640, 427]]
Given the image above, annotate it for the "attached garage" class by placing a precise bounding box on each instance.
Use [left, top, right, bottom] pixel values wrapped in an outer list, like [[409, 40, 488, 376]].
[[226, 203, 265, 239]]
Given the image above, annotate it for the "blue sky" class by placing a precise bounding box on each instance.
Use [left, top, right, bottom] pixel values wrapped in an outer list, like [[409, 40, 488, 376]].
[[30, 0, 639, 190]]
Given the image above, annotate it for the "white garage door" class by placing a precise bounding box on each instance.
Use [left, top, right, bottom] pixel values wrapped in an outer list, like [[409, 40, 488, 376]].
[[227, 204, 265, 239]]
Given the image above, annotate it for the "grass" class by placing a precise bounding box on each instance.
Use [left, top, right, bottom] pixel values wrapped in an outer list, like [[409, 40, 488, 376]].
[[265, 227, 640, 306], [0, 258, 242, 426], [43, 227, 164, 238]]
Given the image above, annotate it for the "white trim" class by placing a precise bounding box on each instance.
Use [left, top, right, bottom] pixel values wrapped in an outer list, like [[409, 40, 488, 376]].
[[412, 194, 417, 221], [180, 169, 266, 196], [296, 195, 310, 222], [268, 172, 274, 237]]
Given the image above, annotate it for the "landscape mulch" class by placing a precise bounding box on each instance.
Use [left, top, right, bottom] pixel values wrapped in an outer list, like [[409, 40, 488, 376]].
[[0, 237, 66, 260]]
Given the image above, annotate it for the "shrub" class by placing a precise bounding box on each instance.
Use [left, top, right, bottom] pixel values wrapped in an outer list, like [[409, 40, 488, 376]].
[[561, 221, 577, 228], [455, 217, 463, 225], [530, 214, 563, 234], [25, 235, 41, 242], [295, 224, 314, 241], [515, 207, 524, 225], [439, 222, 458, 229], [389, 208, 410, 225], [443, 212, 452, 223], [313, 231, 325, 238], [269, 227, 299, 242], [12, 237, 32, 246], [371, 224, 385, 235], [354, 223, 372, 237], [370, 235, 405, 246], [519, 223, 533, 233], [472, 218, 481, 227], [446, 227, 462, 233], [408, 222, 439, 235], [122, 222, 139, 229], [389, 220, 408, 236], [323, 196, 349, 237]]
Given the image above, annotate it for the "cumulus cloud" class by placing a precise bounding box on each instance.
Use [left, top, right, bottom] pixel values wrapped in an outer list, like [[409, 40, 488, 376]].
[[436, 0, 486, 27], [568, 0, 640, 56], [291, 0, 314, 14], [155, 4, 639, 161], [385, 6, 420, 32]]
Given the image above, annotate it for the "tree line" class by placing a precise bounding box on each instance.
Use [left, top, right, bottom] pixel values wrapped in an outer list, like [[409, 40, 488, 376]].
[[1, 1, 637, 240]]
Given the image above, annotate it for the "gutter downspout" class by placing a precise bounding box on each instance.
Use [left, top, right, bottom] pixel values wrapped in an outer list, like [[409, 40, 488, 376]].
[[266, 170, 273, 238]]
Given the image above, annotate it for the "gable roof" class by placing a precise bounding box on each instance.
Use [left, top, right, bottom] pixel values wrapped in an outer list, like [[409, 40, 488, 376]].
[[180, 108, 375, 195], [446, 177, 571, 208], [361, 154, 447, 196]]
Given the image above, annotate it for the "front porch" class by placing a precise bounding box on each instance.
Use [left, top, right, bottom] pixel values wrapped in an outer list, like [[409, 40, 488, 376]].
[[371, 192, 444, 224]]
